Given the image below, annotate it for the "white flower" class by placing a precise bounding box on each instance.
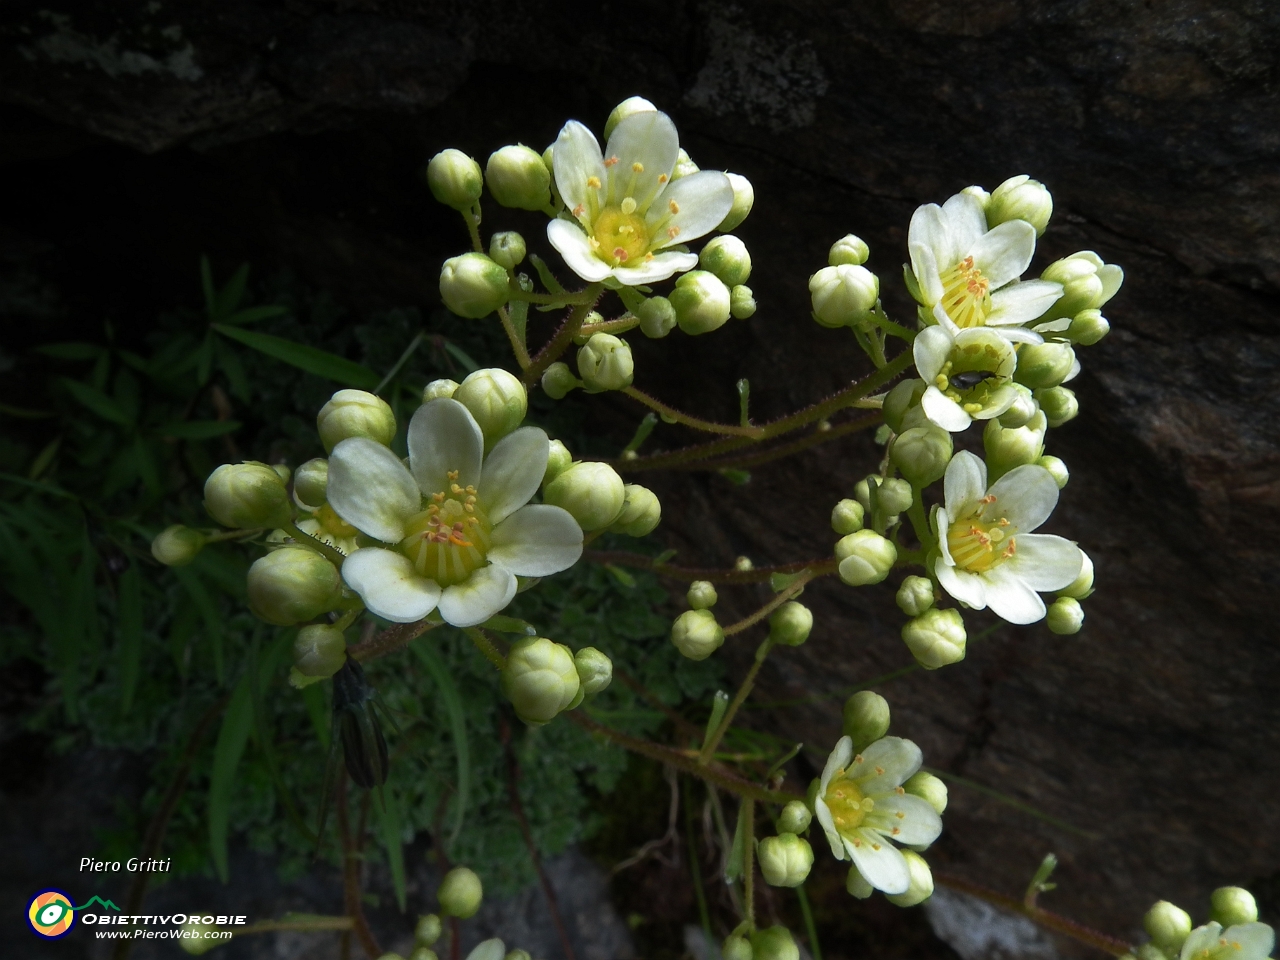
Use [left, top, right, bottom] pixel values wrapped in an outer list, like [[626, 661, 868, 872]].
[[1179, 922, 1274, 960], [908, 190, 1062, 338], [813, 735, 942, 896], [547, 110, 734, 286], [931, 452, 1083, 624], [913, 323, 1019, 432], [327, 399, 583, 627]]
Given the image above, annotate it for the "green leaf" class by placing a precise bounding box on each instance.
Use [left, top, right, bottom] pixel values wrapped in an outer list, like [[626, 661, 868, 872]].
[[209, 671, 254, 882], [117, 564, 143, 714], [213, 324, 379, 389], [200, 255, 216, 316], [623, 413, 658, 454], [59, 378, 132, 426], [443, 341, 479, 374], [376, 785, 407, 912], [410, 641, 471, 849], [718, 468, 751, 486], [478, 614, 538, 636], [301, 682, 330, 749], [158, 420, 242, 440], [195, 332, 214, 386], [725, 797, 749, 882], [0, 402, 54, 419], [222, 304, 287, 326], [28, 437, 61, 480], [214, 336, 251, 402], [134, 435, 159, 497], [173, 568, 225, 682], [605, 564, 637, 588], [36, 342, 104, 361], [212, 264, 250, 320]]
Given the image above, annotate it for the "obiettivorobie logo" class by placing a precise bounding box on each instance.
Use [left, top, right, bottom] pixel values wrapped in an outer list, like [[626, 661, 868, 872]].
[[26, 891, 120, 939]]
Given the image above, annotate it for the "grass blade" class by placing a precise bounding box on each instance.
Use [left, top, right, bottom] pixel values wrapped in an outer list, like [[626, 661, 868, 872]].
[[117, 564, 143, 714], [213, 324, 379, 389], [377, 785, 407, 912], [410, 640, 471, 848], [208, 669, 254, 882]]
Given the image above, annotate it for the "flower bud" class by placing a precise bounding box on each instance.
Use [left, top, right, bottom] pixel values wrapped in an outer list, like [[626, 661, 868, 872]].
[[1059, 550, 1093, 599], [768, 601, 813, 647], [847, 866, 874, 899], [410, 950, 439, 960], [1211, 887, 1258, 927], [758, 833, 814, 888], [1135, 944, 1169, 960], [1036, 386, 1078, 428], [151, 524, 206, 566], [902, 608, 966, 669], [204, 462, 293, 529], [247, 547, 342, 626], [415, 913, 444, 946], [1040, 252, 1123, 321], [488, 230, 526, 270], [464, 942, 505, 960], [687, 581, 718, 610], [699, 235, 752, 287], [722, 935, 753, 960], [604, 95, 656, 139], [503, 952, 530, 960], [809, 264, 878, 329], [896, 576, 935, 617], [423, 379, 459, 402], [1037, 455, 1070, 489], [986, 175, 1053, 237], [718, 172, 755, 231], [440, 252, 510, 319], [638, 296, 678, 338], [426, 149, 483, 211], [883, 379, 927, 434], [843, 690, 891, 751], [293, 624, 347, 680], [984, 412, 1047, 481], [735, 556, 754, 572], [997, 383, 1039, 429], [272, 463, 292, 483], [574, 646, 613, 695], [877, 477, 913, 515], [670, 270, 732, 335], [836, 530, 897, 586], [293, 457, 330, 508], [1144, 901, 1193, 953], [884, 850, 935, 907], [961, 184, 991, 209], [777, 800, 812, 834], [890, 425, 953, 488], [318, 390, 397, 454], [502, 637, 580, 725], [454, 368, 527, 448], [749, 925, 799, 960], [672, 148, 699, 180], [829, 234, 870, 267], [178, 916, 226, 954], [730, 284, 757, 319], [609, 483, 661, 537], [671, 609, 724, 661], [1046, 597, 1084, 635], [1015, 341, 1076, 390], [543, 439, 572, 487], [577, 333, 634, 392], [438, 866, 483, 919], [904, 771, 948, 814], [486, 145, 551, 211], [831, 498, 865, 535], [543, 462, 626, 531], [541, 361, 580, 400], [1068, 308, 1110, 346]]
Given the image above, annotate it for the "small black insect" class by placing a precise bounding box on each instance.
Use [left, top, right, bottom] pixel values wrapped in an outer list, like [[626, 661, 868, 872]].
[[332, 657, 391, 789], [948, 370, 1001, 391]]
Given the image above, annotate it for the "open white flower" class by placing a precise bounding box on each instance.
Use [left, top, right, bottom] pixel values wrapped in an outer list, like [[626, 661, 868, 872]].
[[548, 110, 734, 286], [814, 734, 942, 896], [908, 190, 1062, 338], [327, 399, 583, 627], [1179, 922, 1273, 960], [931, 452, 1083, 624], [913, 323, 1019, 432]]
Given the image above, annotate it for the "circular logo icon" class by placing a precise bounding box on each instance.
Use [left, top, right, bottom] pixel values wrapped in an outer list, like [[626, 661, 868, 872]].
[[27, 890, 76, 939]]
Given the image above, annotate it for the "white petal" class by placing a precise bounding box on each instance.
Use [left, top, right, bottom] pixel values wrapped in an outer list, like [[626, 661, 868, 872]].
[[969, 220, 1036, 288], [913, 324, 952, 380], [990, 325, 1045, 344], [464, 939, 508, 960], [988, 279, 1063, 326], [821, 736, 854, 792], [864, 794, 943, 846], [612, 250, 698, 285], [932, 505, 954, 565], [941, 191, 987, 259], [342, 548, 440, 623], [935, 557, 988, 610], [1180, 924, 1224, 960], [409, 398, 483, 497], [922, 386, 972, 433], [814, 798, 847, 861], [552, 120, 605, 221], [845, 829, 910, 895], [852, 736, 923, 793], [944, 451, 988, 516], [908, 203, 954, 278], [1033, 316, 1073, 334], [438, 564, 517, 627], [1063, 355, 1082, 382], [547, 219, 613, 283], [480, 426, 548, 524], [1097, 264, 1124, 305], [647, 171, 734, 247], [328, 438, 420, 543], [970, 384, 1019, 420], [931, 301, 962, 337], [909, 241, 943, 305], [603, 110, 679, 205], [1005, 534, 1083, 591], [488, 504, 583, 576], [1219, 923, 1275, 960], [981, 565, 1046, 624], [988, 463, 1059, 531]]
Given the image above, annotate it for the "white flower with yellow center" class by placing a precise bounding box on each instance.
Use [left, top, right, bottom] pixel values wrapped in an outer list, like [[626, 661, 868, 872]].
[[913, 323, 1019, 432], [326, 399, 583, 627], [813, 735, 942, 896], [1179, 922, 1273, 960], [547, 110, 734, 285], [908, 190, 1062, 339], [931, 452, 1083, 624]]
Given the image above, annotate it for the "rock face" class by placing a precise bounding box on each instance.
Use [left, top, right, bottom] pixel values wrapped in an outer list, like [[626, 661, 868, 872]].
[[4, 0, 1279, 952]]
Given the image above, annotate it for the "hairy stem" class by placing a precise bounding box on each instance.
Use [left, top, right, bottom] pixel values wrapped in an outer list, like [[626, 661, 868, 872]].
[[586, 550, 838, 585], [721, 573, 814, 637], [622, 386, 765, 438], [337, 771, 381, 958], [523, 284, 604, 386], [699, 643, 772, 764], [283, 522, 348, 568], [464, 627, 508, 670], [348, 618, 442, 662], [684, 414, 881, 473], [498, 306, 531, 369]]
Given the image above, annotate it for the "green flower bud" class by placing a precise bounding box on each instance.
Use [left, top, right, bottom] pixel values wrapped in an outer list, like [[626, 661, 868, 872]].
[[843, 691, 891, 751], [318, 390, 397, 454], [1144, 901, 1193, 953], [847, 866, 874, 899], [749, 925, 799, 960], [904, 771, 948, 814], [504, 951, 531, 960], [272, 463, 292, 483], [1014, 341, 1076, 390], [151, 524, 206, 566], [1135, 945, 1169, 960], [831, 498, 865, 535], [877, 477, 913, 515], [777, 800, 812, 834], [293, 457, 329, 509], [883, 379, 927, 434], [247, 547, 342, 626], [454, 368, 527, 448], [1059, 550, 1093, 599], [853, 477, 875, 512], [438, 866, 483, 919], [542, 439, 572, 487], [423, 379, 459, 402], [574, 646, 613, 695], [440, 252, 510, 319], [984, 412, 1047, 481], [1046, 597, 1084, 635], [540, 361, 580, 401], [687, 580, 718, 610], [672, 148, 699, 180], [986, 175, 1053, 237], [829, 234, 870, 267], [464, 942, 505, 960], [670, 270, 731, 335], [178, 916, 226, 953], [718, 172, 755, 231], [902, 608, 967, 669], [1036, 386, 1079, 428], [426, 149, 483, 211], [1040, 251, 1123, 322], [415, 913, 444, 946], [577, 333, 634, 393], [809, 264, 878, 329], [637, 296, 678, 338], [730, 284, 757, 319], [735, 556, 754, 572], [502, 636, 580, 724], [1037, 455, 1070, 489], [543, 461, 626, 531], [293, 624, 347, 679], [604, 95, 656, 139], [671, 609, 724, 661], [410, 950, 439, 960], [204, 462, 293, 529], [699, 235, 752, 287], [489, 230, 526, 270], [609, 483, 661, 537], [836, 530, 897, 586], [997, 383, 1039, 429], [884, 850, 935, 907], [1067, 308, 1110, 346], [758, 833, 814, 888], [768, 601, 813, 647], [486, 145, 551, 211], [896, 576, 935, 617], [890, 425, 953, 488], [722, 934, 753, 960]]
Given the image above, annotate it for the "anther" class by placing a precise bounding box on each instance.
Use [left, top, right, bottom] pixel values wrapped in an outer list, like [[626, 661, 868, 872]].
[[632, 161, 644, 173], [657, 173, 668, 183], [613, 247, 629, 262], [604, 155, 619, 167], [586, 176, 601, 188], [668, 199, 680, 214], [667, 225, 680, 239]]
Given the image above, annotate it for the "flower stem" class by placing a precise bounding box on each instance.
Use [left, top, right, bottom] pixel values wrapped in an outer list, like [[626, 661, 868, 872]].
[[523, 284, 604, 386], [232, 917, 355, 937], [741, 797, 756, 931], [722, 573, 813, 636], [348, 618, 442, 662], [498, 306, 531, 369], [464, 627, 507, 669], [699, 640, 773, 764], [797, 884, 822, 960], [283, 522, 348, 568], [586, 549, 838, 585], [507, 288, 600, 305], [905, 489, 935, 553], [679, 414, 881, 474], [578, 315, 641, 338], [464, 204, 483, 254], [622, 387, 765, 437]]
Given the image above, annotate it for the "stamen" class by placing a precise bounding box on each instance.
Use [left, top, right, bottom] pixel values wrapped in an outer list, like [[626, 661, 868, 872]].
[[620, 196, 637, 214], [572, 203, 585, 218], [667, 225, 680, 239], [613, 247, 629, 262], [586, 176, 601, 189], [668, 199, 680, 214], [447, 470, 459, 481], [658, 173, 668, 183], [604, 155, 619, 167], [632, 161, 644, 173]]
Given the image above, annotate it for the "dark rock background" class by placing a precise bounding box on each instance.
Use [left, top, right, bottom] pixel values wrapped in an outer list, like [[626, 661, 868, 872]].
[[2, 0, 1279, 956]]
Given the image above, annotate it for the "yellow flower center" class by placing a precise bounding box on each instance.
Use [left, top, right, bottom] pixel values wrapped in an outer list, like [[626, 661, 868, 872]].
[[398, 471, 491, 587], [824, 772, 875, 836], [317, 502, 359, 539], [591, 204, 652, 266], [947, 495, 1017, 573], [938, 255, 992, 328]]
